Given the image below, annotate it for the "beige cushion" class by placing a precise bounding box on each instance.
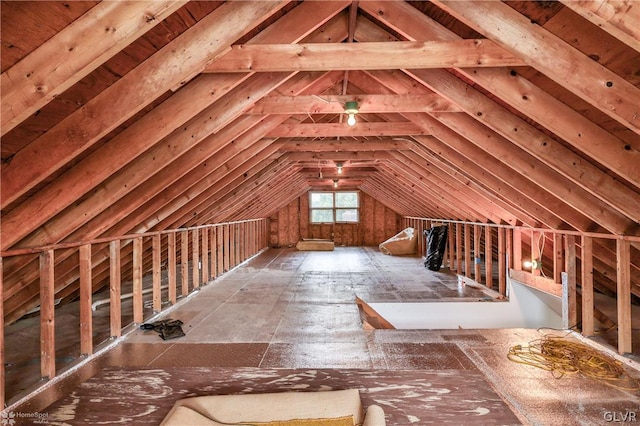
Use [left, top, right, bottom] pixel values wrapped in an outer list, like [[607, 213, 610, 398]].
[[362, 405, 386, 426], [161, 390, 364, 426], [163, 410, 353, 425], [251, 417, 354, 425]]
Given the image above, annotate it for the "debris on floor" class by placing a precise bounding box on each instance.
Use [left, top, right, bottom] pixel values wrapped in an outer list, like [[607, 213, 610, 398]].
[[140, 319, 185, 340]]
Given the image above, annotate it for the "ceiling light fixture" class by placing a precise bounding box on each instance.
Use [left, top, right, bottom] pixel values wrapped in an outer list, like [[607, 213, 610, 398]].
[[333, 178, 339, 188], [344, 101, 358, 127], [336, 162, 343, 174]]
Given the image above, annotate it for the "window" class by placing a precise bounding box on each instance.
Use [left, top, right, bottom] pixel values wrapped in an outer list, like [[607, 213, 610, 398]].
[[309, 191, 359, 223]]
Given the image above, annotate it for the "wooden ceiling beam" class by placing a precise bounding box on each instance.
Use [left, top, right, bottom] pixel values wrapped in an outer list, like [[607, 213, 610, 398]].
[[358, 182, 415, 217], [160, 156, 292, 226], [131, 111, 331, 229], [90, 133, 284, 238], [429, 0, 640, 134], [462, 66, 640, 188], [283, 151, 395, 161], [173, 156, 297, 228], [133, 78, 350, 229], [356, 19, 637, 232], [249, 94, 461, 114], [361, 183, 427, 218], [309, 178, 364, 186], [203, 40, 527, 72], [300, 166, 378, 172], [366, 63, 640, 232], [250, 1, 350, 45], [0, 1, 186, 136], [304, 174, 368, 181], [346, 70, 556, 226], [151, 152, 287, 229], [0, 0, 289, 208], [266, 122, 428, 138], [0, 72, 254, 244], [281, 138, 413, 151], [560, 1, 640, 53]]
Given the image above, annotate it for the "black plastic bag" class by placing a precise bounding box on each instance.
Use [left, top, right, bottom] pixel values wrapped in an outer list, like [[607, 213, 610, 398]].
[[424, 226, 448, 271]]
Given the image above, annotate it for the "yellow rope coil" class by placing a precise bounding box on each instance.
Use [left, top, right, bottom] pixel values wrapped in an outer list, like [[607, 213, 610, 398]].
[[508, 334, 639, 391]]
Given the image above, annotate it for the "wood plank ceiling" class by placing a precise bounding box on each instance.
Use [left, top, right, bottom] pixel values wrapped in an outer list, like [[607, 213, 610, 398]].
[[1, 0, 639, 322]]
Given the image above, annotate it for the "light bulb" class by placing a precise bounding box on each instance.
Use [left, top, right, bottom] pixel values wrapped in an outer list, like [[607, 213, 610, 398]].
[[347, 113, 356, 126], [333, 179, 338, 188], [523, 259, 541, 269]]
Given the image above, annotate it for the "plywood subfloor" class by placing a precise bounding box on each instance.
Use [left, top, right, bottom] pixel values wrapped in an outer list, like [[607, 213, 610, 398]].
[[8, 247, 640, 425]]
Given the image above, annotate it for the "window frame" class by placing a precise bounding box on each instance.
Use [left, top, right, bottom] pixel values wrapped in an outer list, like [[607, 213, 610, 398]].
[[309, 191, 360, 224]]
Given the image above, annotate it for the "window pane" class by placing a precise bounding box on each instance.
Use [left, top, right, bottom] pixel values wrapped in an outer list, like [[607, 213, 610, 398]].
[[310, 192, 334, 208], [335, 192, 358, 208], [336, 209, 358, 222], [311, 209, 334, 223]]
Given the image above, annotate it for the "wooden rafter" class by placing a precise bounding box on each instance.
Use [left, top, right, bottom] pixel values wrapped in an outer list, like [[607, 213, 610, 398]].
[[358, 3, 639, 188], [0, 0, 348, 251], [0, 0, 289, 209], [0, 1, 186, 136], [560, 0, 640, 53], [429, 0, 640, 134], [357, 4, 640, 231]]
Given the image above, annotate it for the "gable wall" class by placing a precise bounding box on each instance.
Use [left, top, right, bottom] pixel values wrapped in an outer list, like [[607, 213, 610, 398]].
[[269, 192, 401, 247]]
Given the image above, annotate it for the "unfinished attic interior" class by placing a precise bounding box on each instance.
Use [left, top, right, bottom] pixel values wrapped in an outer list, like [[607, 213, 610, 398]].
[[1, 0, 640, 423]]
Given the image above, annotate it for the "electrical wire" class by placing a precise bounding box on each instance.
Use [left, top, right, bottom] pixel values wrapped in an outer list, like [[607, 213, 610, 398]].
[[507, 332, 640, 391], [537, 232, 547, 278]]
